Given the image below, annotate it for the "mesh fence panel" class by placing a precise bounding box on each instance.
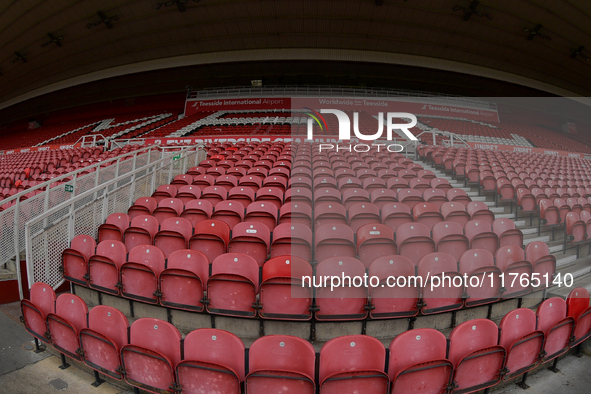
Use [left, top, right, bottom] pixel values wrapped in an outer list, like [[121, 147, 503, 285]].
[[26, 148, 203, 291]]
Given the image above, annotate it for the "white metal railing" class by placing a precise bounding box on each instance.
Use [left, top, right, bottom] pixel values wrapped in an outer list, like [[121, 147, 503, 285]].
[[414, 130, 470, 148], [186, 85, 497, 111], [0, 145, 172, 292], [76, 134, 108, 148], [23, 145, 206, 298]]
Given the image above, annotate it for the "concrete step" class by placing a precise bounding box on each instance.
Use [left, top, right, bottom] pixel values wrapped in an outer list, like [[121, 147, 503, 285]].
[[523, 235, 550, 245], [557, 258, 591, 280], [495, 213, 516, 219], [521, 228, 538, 235], [467, 191, 479, 196], [471, 196, 486, 202], [514, 220, 526, 228], [489, 207, 505, 213], [556, 254, 578, 268], [547, 273, 591, 298], [549, 244, 564, 253]]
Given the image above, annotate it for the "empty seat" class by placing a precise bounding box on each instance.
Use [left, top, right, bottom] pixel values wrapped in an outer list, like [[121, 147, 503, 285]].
[[418, 252, 463, 315], [255, 186, 284, 209], [314, 223, 356, 263], [201, 186, 227, 205], [21, 282, 56, 343], [441, 202, 471, 227], [228, 222, 271, 266], [159, 249, 209, 311], [123, 215, 159, 252], [153, 198, 184, 224], [536, 297, 575, 363], [259, 256, 313, 320], [121, 318, 182, 393], [151, 184, 178, 203], [448, 319, 505, 393], [381, 203, 413, 232], [368, 255, 419, 318], [348, 202, 381, 232], [212, 200, 245, 229], [62, 234, 96, 286], [524, 241, 556, 290], [499, 308, 543, 381], [460, 249, 501, 307], [181, 199, 213, 227], [127, 197, 157, 221], [356, 223, 397, 268], [270, 222, 313, 261], [566, 287, 591, 347], [206, 253, 259, 317], [388, 329, 453, 394], [244, 201, 278, 231], [189, 220, 231, 263], [466, 201, 494, 225], [566, 211, 586, 245], [315, 202, 348, 228], [98, 212, 130, 242], [493, 218, 523, 248], [539, 199, 560, 227], [245, 335, 315, 394], [177, 329, 245, 394], [397, 188, 424, 209], [120, 245, 166, 304], [175, 185, 201, 205], [79, 305, 129, 380], [395, 223, 435, 265], [88, 241, 128, 295], [46, 293, 88, 360], [432, 221, 469, 261], [154, 217, 192, 258], [319, 335, 388, 394], [495, 246, 532, 299], [465, 220, 498, 255]]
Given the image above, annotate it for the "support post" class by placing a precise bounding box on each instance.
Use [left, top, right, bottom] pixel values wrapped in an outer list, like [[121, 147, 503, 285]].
[[58, 353, 70, 370], [516, 371, 529, 389], [91, 370, 105, 387]]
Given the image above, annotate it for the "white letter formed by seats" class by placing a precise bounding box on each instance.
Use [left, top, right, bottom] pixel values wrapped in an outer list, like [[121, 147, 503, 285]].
[[307, 109, 418, 141]]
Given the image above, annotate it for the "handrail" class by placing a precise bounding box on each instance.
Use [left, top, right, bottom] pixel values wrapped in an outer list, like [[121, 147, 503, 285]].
[[414, 130, 470, 148], [24, 144, 205, 295]]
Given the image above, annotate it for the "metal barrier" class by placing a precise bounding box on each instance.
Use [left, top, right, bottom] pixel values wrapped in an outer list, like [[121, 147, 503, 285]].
[[23, 145, 206, 297]]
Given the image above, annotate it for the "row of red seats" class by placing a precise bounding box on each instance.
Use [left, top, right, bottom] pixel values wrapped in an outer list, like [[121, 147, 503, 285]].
[[21, 281, 591, 393]]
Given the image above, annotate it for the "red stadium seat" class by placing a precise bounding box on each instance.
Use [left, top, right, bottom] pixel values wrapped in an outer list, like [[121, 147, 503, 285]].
[[459, 249, 501, 306], [47, 293, 88, 360], [151, 184, 178, 203], [228, 222, 270, 266], [495, 245, 533, 298], [566, 287, 591, 347], [368, 255, 418, 318], [181, 199, 213, 227], [395, 223, 435, 265], [88, 241, 128, 295], [412, 202, 444, 230], [270, 223, 312, 261], [418, 252, 463, 314], [524, 241, 556, 290], [98, 212, 130, 242], [244, 201, 278, 231], [120, 245, 166, 304], [536, 298, 575, 363], [259, 256, 313, 320], [319, 335, 388, 394], [159, 249, 209, 311], [123, 215, 159, 252], [79, 306, 129, 380], [499, 308, 543, 381], [448, 319, 505, 393], [493, 218, 523, 248], [154, 217, 192, 258], [348, 202, 381, 232], [211, 200, 245, 229], [432, 221, 469, 261], [177, 329, 245, 394], [465, 220, 498, 255], [246, 336, 315, 394], [441, 202, 471, 227], [127, 197, 157, 221], [466, 201, 494, 225], [207, 253, 259, 317], [314, 223, 356, 263], [62, 234, 96, 286], [388, 329, 453, 394], [189, 220, 230, 263], [121, 318, 182, 393], [356, 223, 397, 268], [21, 282, 56, 343], [315, 256, 368, 321]]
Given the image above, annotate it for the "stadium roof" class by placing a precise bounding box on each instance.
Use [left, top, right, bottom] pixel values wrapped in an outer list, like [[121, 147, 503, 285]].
[[1, 0, 590, 113]]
